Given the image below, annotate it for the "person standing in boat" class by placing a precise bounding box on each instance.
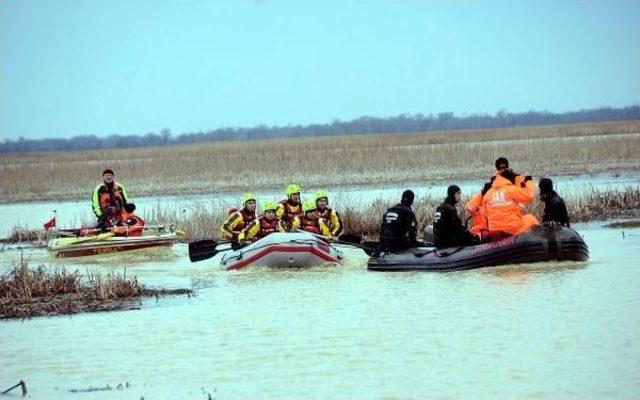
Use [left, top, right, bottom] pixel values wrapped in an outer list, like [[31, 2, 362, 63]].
[[482, 169, 539, 238], [315, 190, 343, 238], [377, 190, 422, 253], [112, 203, 145, 237], [92, 169, 129, 230], [433, 185, 480, 248], [292, 201, 333, 240], [276, 184, 303, 231], [221, 193, 257, 244], [539, 178, 570, 227], [237, 201, 285, 245]]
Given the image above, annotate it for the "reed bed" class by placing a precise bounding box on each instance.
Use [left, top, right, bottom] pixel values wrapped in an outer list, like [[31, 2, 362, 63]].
[[0, 265, 191, 319], [1, 121, 639, 203], [142, 186, 640, 241]]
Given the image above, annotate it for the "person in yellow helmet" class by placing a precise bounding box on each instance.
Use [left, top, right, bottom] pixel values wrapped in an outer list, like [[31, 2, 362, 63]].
[[276, 184, 303, 231], [237, 201, 285, 245], [220, 193, 257, 243], [292, 200, 332, 240], [314, 190, 343, 237]]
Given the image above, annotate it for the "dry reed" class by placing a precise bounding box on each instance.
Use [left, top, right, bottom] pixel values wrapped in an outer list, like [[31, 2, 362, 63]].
[[1, 121, 639, 203], [1, 265, 192, 319]]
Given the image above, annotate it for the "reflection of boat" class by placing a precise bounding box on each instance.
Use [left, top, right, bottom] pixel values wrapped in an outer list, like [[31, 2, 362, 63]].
[[368, 225, 588, 272], [48, 232, 177, 259], [220, 232, 344, 270]]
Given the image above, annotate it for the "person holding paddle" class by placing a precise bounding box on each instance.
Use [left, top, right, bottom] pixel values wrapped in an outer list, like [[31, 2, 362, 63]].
[[276, 184, 303, 231], [237, 201, 285, 245], [315, 190, 343, 238], [292, 201, 333, 240], [220, 193, 258, 244], [92, 169, 129, 231]]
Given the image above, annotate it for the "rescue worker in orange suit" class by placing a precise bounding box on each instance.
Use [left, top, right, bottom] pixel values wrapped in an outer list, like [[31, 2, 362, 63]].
[[276, 184, 303, 231], [92, 169, 129, 230], [539, 178, 570, 227], [237, 201, 285, 245], [291, 201, 333, 240], [220, 193, 257, 244], [482, 169, 539, 238], [112, 203, 145, 237], [314, 190, 343, 238], [433, 185, 479, 248], [466, 180, 493, 237]]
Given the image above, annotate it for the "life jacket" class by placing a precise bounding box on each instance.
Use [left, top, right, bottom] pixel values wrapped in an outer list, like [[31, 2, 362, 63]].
[[256, 217, 281, 239], [298, 215, 321, 234], [234, 208, 256, 232], [98, 183, 126, 214], [279, 200, 302, 227], [113, 211, 145, 236]]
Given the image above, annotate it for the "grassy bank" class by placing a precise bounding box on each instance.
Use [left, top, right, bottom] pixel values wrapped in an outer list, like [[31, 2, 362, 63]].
[[1, 265, 192, 319], [1, 121, 639, 203]]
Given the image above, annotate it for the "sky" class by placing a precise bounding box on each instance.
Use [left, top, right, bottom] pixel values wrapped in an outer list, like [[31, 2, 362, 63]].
[[1, 0, 639, 140]]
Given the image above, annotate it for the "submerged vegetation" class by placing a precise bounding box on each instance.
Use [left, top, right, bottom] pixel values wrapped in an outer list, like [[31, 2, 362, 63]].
[[0, 265, 192, 319], [1, 121, 639, 203]]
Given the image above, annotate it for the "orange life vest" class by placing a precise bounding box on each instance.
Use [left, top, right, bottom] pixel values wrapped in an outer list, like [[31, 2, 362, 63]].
[[113, 212, 145, 236]]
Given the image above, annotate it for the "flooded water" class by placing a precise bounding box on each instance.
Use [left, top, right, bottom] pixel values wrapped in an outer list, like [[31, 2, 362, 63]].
[[1, 223, 639, 399], [1, 172, 639, 237]]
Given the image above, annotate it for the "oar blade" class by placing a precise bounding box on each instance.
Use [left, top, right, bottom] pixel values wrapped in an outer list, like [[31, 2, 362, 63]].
[[188, 239, 220, 263]]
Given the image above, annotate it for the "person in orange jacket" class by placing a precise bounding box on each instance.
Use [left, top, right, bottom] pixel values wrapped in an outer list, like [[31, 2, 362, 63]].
[[112, 203, 145, 236], [466, 180, 492, 237], [482, 169, 539, 237]]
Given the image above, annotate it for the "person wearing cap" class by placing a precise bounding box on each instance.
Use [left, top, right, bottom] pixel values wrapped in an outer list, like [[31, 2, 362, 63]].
[[112, 203, 145, 237], [220, 193, 258, 243], [378, 190, 421, 253], [237, 201, 285, 245], [276, 184, 303, 231], [539, 178, 570, 226], [433, 186, 480, 248], [315, 190, 343, 237], [482, 168, 539, 237], [92, 169, 129, 230], [291, 201, 333, 240]]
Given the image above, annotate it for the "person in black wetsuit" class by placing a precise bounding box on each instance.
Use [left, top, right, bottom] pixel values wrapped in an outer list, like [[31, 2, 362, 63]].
[[433, 185, 480, 249], [539, 178, 570, 226], [378, 190, 422, 253]]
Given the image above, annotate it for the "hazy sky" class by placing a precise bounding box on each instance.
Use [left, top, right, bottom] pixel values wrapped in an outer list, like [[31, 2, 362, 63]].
[[1, 0, 639, 140]]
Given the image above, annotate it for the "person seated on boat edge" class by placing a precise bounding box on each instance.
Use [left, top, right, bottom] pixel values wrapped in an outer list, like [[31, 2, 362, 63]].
[[221, 193, 258, 244], [466, 179, 493, 237], [237, 201, 286, 247], [433, 185, 480, 249], [482, 168, 539, 238], [539, 178, 570, 227], [93, 169, 129, 230], [315, 190, 343, 238], [112, 203, 145, 237], [276, 184, 303, 231], [375, 190, 423, 254], [292, 201, 333, 240]]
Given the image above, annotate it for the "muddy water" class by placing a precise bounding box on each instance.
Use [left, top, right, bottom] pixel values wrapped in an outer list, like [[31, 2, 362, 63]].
[[1, 224, 639, 399], [1, 172, 639, 237]]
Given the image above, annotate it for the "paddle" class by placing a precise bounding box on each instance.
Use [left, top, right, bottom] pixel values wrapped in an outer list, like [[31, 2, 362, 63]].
[[55, 232, 115, 249], [296, 230, 375, 254], [188, 238, 232, 262]]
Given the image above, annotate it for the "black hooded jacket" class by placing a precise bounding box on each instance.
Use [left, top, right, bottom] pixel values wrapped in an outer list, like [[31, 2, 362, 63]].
[[433, 197, 477, 248], [379, 190, 419, 251], [541, 191, 570, 226]]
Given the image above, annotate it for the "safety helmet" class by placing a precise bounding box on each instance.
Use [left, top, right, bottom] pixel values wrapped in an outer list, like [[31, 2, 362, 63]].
[[262, 201, 277, 212], [315, 190, 329, 203], [302, 200, 317, 213], [241, 193, 257, 205], [286, 184, 301, 197]]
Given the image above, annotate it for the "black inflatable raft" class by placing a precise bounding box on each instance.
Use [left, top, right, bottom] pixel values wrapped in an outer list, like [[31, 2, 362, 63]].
[[367, 225, 588, 272]]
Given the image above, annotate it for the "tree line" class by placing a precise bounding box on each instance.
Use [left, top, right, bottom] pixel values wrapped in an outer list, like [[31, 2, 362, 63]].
[[2, 105, 639, 153]]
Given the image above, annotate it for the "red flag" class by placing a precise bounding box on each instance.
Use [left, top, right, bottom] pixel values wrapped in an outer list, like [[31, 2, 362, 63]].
[[44, 217, 56, 231]]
